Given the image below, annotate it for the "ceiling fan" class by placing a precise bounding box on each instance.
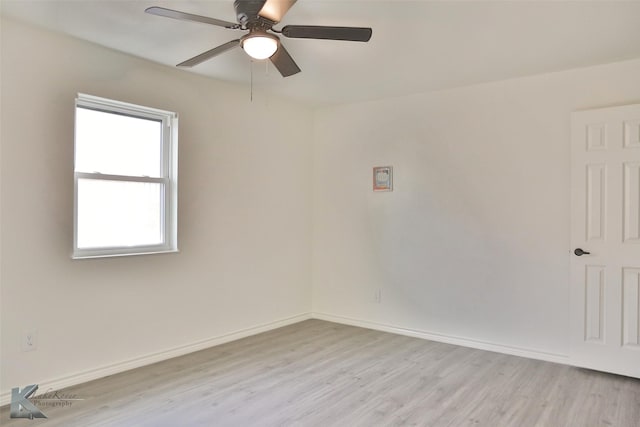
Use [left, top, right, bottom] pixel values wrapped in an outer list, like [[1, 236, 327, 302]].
[[145, 0, 372, 77]]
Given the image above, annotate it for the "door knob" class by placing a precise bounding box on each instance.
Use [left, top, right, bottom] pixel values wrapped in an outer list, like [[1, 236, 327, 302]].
[[574, 248, 591, 256]]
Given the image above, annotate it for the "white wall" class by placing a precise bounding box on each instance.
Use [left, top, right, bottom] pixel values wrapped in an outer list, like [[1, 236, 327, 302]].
[[312, 59, 640, 358], [0, 18, 313, 397]]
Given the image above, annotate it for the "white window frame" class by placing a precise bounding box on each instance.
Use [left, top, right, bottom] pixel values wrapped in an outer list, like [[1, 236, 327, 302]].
[[73, 93, 178, 259]]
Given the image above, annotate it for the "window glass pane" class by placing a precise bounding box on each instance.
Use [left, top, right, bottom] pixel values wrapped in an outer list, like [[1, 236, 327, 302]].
[[77, 179, 163, 249], [75, 107, 162, 177]]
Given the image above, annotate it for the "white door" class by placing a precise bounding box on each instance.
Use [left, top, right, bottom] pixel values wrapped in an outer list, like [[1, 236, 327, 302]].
[[570, 104, 640, 378]]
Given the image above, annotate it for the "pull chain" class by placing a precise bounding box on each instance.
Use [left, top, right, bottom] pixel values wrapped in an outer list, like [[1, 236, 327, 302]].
[[250, 60, 254, 102]]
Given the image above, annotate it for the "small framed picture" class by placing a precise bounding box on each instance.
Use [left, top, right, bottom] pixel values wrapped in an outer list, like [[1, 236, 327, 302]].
[[373, 166, 393, 191]]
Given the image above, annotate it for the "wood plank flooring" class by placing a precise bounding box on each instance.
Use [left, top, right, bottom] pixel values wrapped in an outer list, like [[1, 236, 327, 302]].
[[2, 319, 639, 426]]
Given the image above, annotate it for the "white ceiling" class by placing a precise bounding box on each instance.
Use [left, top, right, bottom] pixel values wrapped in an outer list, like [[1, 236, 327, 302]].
[[3, 0, 640, 107]]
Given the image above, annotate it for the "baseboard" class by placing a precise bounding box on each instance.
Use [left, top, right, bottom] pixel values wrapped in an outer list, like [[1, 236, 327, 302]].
[[0, 312, 312, 406], [311, 312, 569, 365]]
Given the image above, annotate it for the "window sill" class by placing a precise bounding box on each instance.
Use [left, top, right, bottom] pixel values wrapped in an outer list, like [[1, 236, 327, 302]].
[[72, 249, 179, 260]]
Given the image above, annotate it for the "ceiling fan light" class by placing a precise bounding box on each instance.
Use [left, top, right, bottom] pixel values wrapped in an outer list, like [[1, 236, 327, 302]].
[[241, 34, 278, 60]]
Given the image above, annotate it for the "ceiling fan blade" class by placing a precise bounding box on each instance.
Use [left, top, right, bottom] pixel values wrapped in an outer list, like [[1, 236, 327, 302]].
[[177, 40, 241, 67], [269, 44, 301, 77], [145, 6, 239, 29], [259, 0, 298, 23], [282, 25, 372, 42]]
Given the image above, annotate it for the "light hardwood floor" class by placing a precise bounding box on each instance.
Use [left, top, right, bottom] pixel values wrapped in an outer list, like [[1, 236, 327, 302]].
[[2, 320, 639, 426]]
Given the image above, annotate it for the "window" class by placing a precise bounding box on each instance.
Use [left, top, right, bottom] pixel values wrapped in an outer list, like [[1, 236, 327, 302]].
[[73, 94, 178, 258]]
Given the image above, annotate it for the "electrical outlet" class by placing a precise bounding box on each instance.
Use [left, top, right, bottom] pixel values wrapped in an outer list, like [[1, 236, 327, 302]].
[[374, 289, 382, 304], [22, 330, 38, 352]]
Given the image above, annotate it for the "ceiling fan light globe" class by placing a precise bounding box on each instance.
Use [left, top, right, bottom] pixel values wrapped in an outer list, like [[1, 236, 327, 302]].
[[242, 35, 278, 60]]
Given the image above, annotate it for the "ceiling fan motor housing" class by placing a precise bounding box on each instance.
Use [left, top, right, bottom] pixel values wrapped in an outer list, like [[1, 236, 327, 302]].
[[233, 0, 268, 26]]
